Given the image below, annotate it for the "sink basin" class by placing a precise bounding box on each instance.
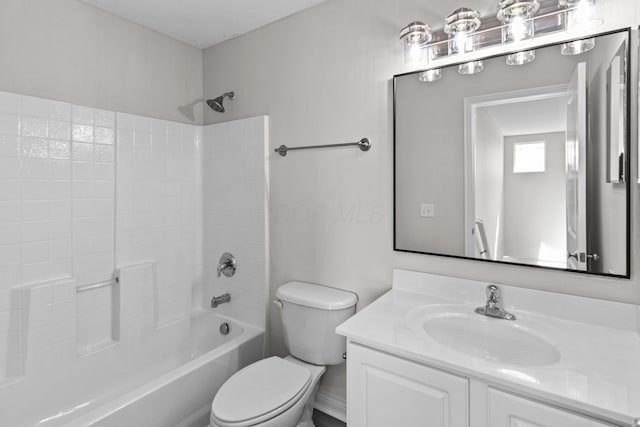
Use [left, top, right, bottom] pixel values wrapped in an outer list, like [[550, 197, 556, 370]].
[[418, 310, 560, 366]]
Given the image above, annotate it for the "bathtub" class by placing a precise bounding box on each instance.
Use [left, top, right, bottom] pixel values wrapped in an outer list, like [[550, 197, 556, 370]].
[[0, 311, 265, 427]]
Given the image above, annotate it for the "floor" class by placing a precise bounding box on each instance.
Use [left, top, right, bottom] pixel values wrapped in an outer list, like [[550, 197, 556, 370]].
[[312, 410, 346, 427]]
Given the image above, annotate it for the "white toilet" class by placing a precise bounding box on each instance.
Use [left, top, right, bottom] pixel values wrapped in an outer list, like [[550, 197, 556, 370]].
[[209, 281, 358, 427]]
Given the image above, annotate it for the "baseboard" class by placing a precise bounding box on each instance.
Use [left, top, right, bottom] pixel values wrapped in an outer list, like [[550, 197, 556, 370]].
[[314, 386, 346, 423]]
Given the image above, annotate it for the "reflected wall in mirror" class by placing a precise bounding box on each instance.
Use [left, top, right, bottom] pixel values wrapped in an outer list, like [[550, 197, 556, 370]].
[[394, 30, 630, 278]]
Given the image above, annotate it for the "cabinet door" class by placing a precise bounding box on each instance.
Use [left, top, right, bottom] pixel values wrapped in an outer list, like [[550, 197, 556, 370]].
[[347, 343, 468, 427], [488, 389, 617, 427]]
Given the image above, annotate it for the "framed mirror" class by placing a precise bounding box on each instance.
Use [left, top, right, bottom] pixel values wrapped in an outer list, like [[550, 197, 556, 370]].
[[394, 29, 631, 278]]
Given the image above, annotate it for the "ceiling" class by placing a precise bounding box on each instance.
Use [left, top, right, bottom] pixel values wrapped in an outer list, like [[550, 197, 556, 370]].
[[80, 0, 328, 49], [483, 96, 569, 137]]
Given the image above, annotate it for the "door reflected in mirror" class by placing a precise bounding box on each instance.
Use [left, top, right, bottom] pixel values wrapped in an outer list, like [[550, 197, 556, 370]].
[[394, 30, 630, 278]]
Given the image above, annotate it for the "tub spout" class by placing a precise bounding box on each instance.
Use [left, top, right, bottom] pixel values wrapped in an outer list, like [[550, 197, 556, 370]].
[[211, 293, 231, 308]]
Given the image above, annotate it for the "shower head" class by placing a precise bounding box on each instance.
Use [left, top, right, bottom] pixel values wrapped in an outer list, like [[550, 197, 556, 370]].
[[206, 91, 235, 113]]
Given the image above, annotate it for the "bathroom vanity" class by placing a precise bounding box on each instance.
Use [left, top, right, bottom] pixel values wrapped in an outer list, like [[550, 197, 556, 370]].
[[336, 270, 640, 427]]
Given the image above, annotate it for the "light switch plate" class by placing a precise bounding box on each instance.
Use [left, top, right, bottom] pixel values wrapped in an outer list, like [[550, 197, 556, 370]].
[[420, 203, 434, 218]]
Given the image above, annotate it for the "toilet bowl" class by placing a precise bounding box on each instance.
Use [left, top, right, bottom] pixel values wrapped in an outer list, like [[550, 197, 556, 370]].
[[209, 281, 357, 427], [210, 356, 325, 427]]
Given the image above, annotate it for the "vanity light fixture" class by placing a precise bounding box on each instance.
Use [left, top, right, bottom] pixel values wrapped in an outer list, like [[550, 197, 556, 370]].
[[399, 21, 433, 68], [558, 0, 601, 54], [444, 8, 484, 75], [400, 0, 605, 77], [497, 0, 540, 65]]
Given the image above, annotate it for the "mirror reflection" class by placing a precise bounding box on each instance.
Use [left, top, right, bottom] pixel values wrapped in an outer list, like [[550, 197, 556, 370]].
[[394, 30, 629, 277]]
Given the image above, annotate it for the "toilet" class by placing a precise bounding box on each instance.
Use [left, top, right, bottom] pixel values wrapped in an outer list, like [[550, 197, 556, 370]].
[[210, 281, 358, 427]]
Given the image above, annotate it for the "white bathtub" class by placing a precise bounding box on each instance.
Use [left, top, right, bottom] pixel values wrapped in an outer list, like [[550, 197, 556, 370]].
[[0, 311, 265, 427]]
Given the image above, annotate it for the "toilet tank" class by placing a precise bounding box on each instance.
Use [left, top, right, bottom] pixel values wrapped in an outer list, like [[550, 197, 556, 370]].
[[276, 282, 358, 366]]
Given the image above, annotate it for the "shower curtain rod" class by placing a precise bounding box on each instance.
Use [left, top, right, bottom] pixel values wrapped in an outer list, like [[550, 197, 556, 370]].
[[274, 138, 371, 157]]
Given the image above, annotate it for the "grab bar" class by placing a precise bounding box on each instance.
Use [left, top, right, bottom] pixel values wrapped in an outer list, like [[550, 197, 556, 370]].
[[274, 138, 371, 157], [76, 278, 118, 293], [474, 219, 490, 260]]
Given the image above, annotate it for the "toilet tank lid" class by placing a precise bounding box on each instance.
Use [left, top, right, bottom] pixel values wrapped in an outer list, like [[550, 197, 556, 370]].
[[276, 282, 358, 310]]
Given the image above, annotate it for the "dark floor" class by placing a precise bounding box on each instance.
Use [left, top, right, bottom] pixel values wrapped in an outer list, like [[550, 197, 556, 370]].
[[313, 409, 346, 427]]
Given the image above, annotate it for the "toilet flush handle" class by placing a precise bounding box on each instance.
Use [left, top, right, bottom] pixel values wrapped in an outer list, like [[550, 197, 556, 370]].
[[273, 299, 283, 309]]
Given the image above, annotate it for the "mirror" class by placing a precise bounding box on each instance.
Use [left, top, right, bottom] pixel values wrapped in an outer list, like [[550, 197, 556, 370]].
[[394, 30, 630, 277]]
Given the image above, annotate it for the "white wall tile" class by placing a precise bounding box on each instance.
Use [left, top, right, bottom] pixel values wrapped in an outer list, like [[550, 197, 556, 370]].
[[0, 92, 21, 115], [0, 114, 20, 136], [202, 117, 269, 328], [115, 112, 201, 325], [0, 134, 20, 157]]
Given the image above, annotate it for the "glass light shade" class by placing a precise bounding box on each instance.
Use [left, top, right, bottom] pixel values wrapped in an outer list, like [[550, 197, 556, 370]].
[[497, 0, 539, 43], [402, 43, 429, 68], [559, 0, 603, 33], [400, 21, 433, 68], [503, 14, 535, 43], [400, 21, 433, 46], [561, 37, 596, 55], [418, 69, 442, 82], [458, 60, 484, 75], [506, 50, 536, 65], [444, 8, 482, 55]]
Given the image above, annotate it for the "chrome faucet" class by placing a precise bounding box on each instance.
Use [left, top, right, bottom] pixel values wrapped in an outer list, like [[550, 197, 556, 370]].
[[474, 285, 516, 320], [211, 293, 231, 308], [217, 253, 236, 278]]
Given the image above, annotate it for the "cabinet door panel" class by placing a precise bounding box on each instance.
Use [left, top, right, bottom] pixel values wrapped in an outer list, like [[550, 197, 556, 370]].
[[488, 389, 616, 427], [348, 343, 468, 427]]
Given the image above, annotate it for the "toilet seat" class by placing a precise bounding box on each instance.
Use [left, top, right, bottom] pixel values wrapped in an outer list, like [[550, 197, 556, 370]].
[[210, 357, 312, 427]]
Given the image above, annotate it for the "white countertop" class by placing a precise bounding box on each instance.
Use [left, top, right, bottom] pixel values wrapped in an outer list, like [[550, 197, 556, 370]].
[[336, 269, 640, 425]]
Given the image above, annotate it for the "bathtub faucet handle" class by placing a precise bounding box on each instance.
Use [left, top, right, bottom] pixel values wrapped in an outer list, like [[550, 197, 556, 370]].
[[217, 253, 237, 278]]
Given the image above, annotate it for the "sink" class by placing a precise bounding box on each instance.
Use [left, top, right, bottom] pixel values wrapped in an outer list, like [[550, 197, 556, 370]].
[[412, 307, 560, 366]]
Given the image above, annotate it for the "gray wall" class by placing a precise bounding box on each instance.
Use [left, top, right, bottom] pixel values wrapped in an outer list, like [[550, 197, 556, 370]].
[[503, 132, 567, 266], [0, 0, 204, 124]]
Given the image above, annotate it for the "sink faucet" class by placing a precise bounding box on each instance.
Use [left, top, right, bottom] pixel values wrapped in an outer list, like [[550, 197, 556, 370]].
[[474, 285, 516, 320], [211, 293, 231, 308]]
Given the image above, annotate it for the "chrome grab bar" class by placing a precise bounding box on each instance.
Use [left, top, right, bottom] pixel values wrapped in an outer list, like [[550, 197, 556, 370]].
[[76, 278, 118, 293], [275, 138, 371, 157]]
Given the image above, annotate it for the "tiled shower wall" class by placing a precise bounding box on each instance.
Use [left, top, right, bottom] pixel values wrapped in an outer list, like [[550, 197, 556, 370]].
[[203, 117, 270, 328], [0, 91, 117, 378], [0, 91, 115, 293], [0, 90, 269, 382], [115, 113, 202, 324], [0, 91, 204, 380]]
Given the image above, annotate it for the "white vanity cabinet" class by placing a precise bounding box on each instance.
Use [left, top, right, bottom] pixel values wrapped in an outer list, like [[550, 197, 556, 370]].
[[488, 389, 616, 427], [347, 343, 468, 427], [346, 343, 621, 427], [337, 270, 640, 426]]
